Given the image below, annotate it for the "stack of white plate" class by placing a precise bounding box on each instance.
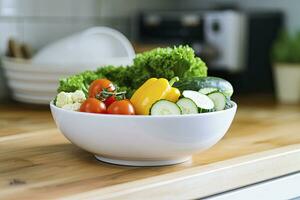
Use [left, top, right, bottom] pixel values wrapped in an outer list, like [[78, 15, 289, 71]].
[[2, 27, 135, 104]]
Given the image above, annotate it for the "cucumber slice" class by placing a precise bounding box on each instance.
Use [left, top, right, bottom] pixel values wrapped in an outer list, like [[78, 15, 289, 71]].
[[173, 76, 234, 98], [207, 92, 226, 111], [150, 100, 181, 115], [182, 90, 214, 110], [199, 87, 218, 95], [176, 98, 198, 114]]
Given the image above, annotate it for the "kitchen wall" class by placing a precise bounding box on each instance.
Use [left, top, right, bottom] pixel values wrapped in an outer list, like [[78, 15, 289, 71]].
[[1, 0, 299, 55], [1, 0, 299, 100], [0, 0, 175, 100], [0, 0, 176, 54]]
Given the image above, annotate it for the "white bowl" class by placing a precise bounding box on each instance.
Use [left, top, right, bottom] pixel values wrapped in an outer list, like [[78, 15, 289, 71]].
[[33, 27, 135, 66], [2, 56, 132, 104], [50, 102, 237, 166], [2, 27, 135, 105], [2, 58, 70, 104]]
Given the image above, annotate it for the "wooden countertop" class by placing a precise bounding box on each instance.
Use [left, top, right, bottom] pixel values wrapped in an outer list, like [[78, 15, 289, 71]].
[[1, 97, 300, 199]]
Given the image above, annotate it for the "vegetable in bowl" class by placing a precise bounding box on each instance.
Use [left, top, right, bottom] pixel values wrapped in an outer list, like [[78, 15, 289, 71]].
[[130, 77, 181, 115], [54, 45, 233, 116], [57, 45, 207, 98]]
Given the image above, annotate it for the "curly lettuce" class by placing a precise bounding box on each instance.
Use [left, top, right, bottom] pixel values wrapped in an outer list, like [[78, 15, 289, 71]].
[[58, 71, 100, 95], [57, 45, 207, 98]]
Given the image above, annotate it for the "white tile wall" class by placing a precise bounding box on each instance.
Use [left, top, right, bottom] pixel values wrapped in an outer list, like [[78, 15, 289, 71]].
[[70, 19, 101, 32], [0, 0, 20, 16], [20, 0, 40, 17], [38, 0, 73, 17], [99, 0, 177, 18], [0, 0, 180, 100], [0, 0, 181, 102], [71, 0, 101, 17], [0, 0, 104, 100], [99, 0, 138, 18], [1, 0, 299, 55], [0, 0, 40, 17], [23, 19, 75, 50], [0, 0, 161, 55]]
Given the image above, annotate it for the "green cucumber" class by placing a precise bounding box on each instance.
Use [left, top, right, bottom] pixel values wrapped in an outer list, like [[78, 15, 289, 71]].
[[182, 90, 214, 111], [207, 92, 226, 111], [150, 100, 181, 115], [225, 100, 233, 109], [176, 98, 198, 114], [199, 87, 218, 95], [173, 76, 234, 98]]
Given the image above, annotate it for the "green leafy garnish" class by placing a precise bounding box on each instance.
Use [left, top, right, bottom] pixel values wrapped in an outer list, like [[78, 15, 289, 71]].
[[57, 45, 207, 98]]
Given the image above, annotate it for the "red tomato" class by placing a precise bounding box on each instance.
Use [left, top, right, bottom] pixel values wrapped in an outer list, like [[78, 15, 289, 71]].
[[107, 100, 135, 115], [80, 98, 106, 114], [104, 95, 116, 107], [88, 79, 115, 98]]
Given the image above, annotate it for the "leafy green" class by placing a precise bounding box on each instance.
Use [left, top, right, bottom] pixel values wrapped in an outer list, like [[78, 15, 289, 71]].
[[58, 71, 100, 96], [57, 45, 207, 98], [272, 31, 300, 64]]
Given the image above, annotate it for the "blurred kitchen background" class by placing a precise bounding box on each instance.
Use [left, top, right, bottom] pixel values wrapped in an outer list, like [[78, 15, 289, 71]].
[[1, 0, 300, 104]]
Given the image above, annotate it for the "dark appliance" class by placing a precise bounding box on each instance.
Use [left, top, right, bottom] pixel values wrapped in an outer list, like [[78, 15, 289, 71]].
[[136, 10, 283, 94]]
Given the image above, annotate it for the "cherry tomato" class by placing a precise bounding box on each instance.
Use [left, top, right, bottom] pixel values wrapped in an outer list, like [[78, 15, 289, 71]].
[[107, 100, 135, 115], [80, 98, 106, 114], [104, 95, 116, 107], [88, 79, 115, 98]]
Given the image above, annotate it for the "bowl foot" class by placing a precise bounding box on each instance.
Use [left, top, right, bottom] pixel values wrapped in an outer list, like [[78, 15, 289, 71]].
[[95, 155, 191, 166]]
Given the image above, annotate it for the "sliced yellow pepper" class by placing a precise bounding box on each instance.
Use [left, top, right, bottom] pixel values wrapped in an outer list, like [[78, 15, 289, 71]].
[[130, 77, 181, 115]]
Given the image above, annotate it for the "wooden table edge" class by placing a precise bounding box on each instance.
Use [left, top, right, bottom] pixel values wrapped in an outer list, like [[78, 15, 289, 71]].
[[59, 144, 300, 200]]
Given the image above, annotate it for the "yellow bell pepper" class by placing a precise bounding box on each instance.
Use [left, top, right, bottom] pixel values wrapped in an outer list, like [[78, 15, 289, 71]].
[[130, 77, 181, 115]]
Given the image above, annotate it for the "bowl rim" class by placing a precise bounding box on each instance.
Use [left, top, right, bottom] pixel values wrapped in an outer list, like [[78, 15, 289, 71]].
[[50, 101, 237, 119]]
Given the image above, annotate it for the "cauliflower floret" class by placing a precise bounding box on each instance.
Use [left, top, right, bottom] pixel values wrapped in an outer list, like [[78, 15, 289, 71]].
[[71, 90, 86, 103], [56, 92, 73, 108], [62, 102, 82, 111], [55, 90, 86, 110]]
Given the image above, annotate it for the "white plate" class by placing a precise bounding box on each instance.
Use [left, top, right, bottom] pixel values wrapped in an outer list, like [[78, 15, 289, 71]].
[[33, 27, 135, 67], [2, 49, 133, 105], [7, 80, 58, 91], [2, 57, 131, 74], [14, 93, 53, 104], [50, 102, 237, 166], [2, 27, 135, 105]]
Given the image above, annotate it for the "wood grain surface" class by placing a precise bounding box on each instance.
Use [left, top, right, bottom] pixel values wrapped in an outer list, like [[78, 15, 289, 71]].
[[0, 98, 300, 199]]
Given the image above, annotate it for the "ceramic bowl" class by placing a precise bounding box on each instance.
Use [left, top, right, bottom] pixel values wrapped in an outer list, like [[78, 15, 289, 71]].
[[33, 27, 135, 65], [2, 56, 132, 104], [50, 102, 237, 166], [2, 27, 135, 105]]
